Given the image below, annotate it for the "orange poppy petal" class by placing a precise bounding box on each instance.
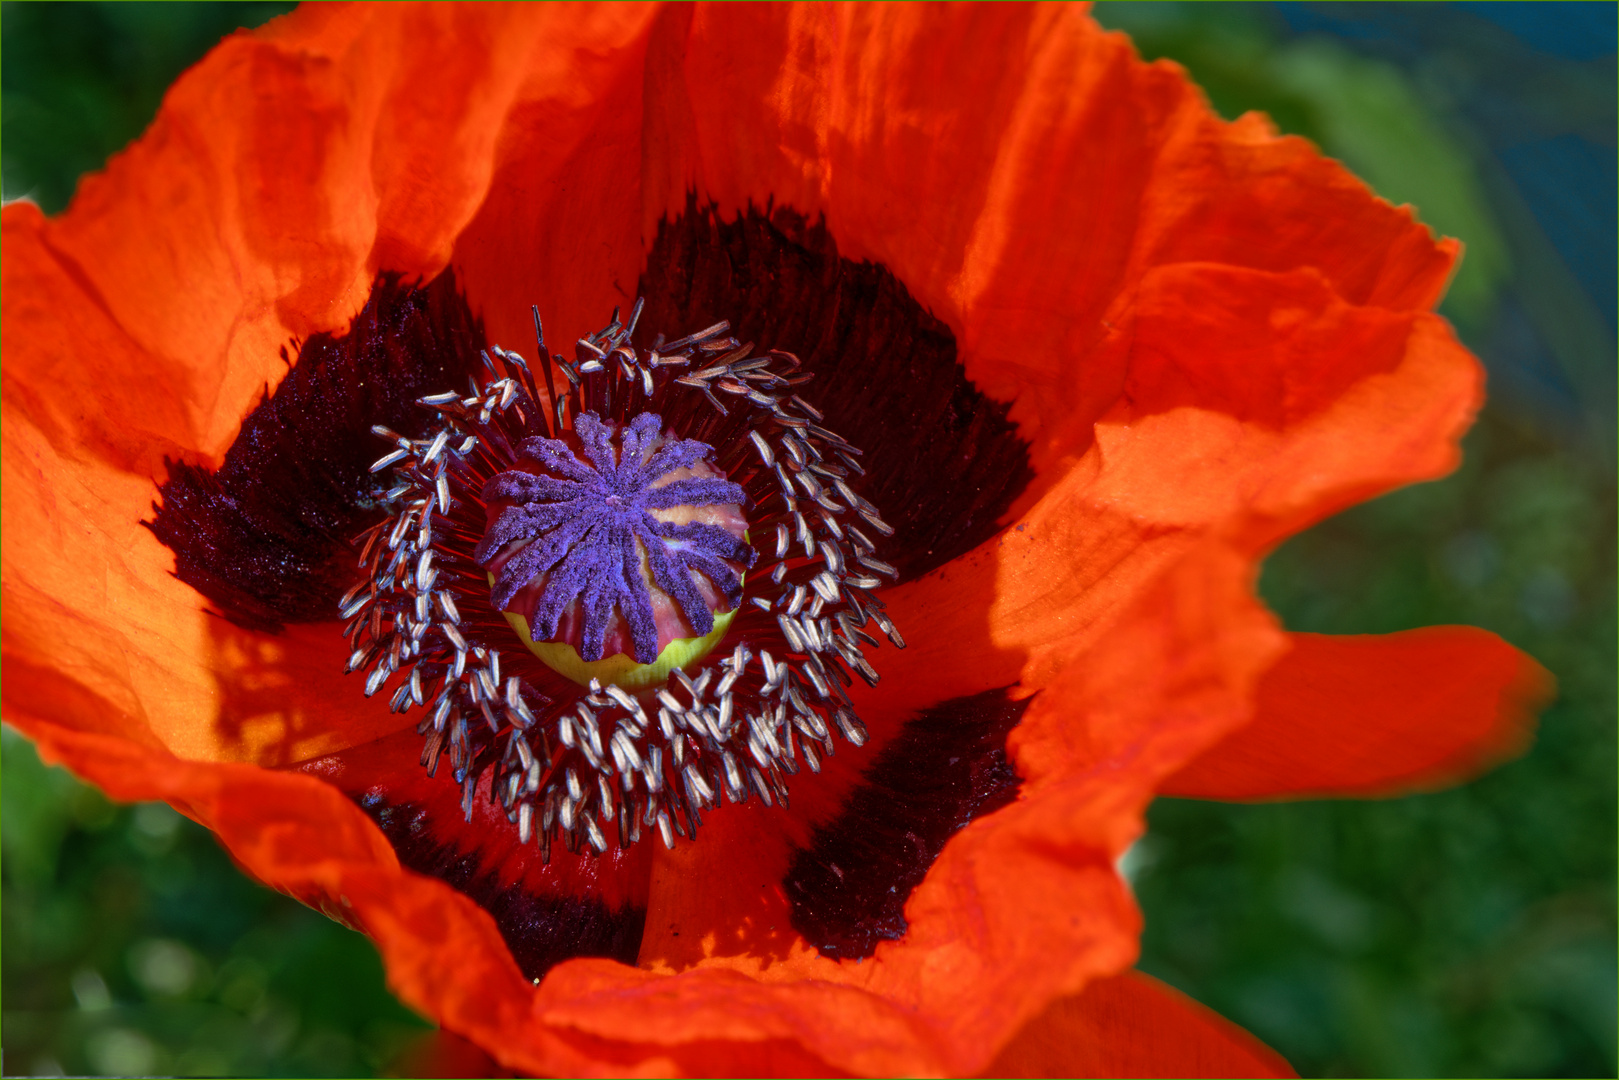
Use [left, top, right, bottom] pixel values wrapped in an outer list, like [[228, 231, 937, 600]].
[[1, 388, 417, 764], [576, 245, 1518, 1070], [1, 3, 1544, 1078], [549, 538, 1277, 1076], [13, 714, 570, 1076], [981, 969, 1296, 1079], [1160, 627, 1552, 800], [39, 4, 656, 464], [1, 4, 660, 767], [644, 5, 1457, 484], [2, 204, 199, 476], [17, 702, 868, 1076], [872, 260, 1484, 728]]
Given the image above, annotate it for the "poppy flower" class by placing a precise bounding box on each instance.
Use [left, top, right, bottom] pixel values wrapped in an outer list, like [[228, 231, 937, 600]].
[[1, 5, 1549, 1076]]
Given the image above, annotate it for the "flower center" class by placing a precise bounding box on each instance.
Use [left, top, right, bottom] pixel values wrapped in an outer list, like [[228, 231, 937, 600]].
[[476, 411, 755, 689], [341, 299, 904, 859]]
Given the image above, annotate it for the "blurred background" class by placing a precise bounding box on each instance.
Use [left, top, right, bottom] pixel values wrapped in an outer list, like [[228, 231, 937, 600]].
[[2, 3, 1613, 1076]]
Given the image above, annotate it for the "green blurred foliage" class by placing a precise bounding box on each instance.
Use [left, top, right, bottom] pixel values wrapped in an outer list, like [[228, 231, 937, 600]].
[[2, 729, 431, 1077], [1135, 413, 1617, 1077], [3, 4, 1613, 1079]]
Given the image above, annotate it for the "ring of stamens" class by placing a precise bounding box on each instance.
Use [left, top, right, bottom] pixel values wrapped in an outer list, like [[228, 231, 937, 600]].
[[340, 299, 902, 861]]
